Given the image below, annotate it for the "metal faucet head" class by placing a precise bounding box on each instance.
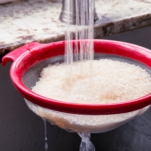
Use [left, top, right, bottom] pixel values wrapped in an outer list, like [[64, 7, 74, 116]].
[[59, 0, 98, 24]]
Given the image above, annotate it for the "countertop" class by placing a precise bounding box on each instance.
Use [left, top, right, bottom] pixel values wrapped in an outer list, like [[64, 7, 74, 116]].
[[0, 0, 151, 57]]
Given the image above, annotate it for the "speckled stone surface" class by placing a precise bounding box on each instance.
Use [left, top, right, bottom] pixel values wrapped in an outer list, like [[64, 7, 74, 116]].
[[0, 0, 151, 56]]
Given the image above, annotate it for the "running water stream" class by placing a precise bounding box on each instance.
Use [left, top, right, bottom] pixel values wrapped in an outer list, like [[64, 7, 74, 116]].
[[65, 0, 94, 64], [65, 0, 95, 151], [42, 0, 95, 150], [43, 119, 48, 151]]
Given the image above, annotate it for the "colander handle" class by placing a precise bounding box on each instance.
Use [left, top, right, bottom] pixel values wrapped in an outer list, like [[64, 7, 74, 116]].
[[2, 42, 41, 66]]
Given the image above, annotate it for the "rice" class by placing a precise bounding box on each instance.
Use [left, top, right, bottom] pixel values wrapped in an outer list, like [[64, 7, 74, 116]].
[[32, 59, 151, 104], [28, 59, 151, 132]]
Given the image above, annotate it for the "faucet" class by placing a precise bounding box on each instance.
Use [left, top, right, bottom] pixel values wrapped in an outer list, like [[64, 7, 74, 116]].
[[59, 0, 98, 24]]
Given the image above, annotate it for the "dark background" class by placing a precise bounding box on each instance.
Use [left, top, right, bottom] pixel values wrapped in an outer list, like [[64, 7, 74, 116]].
[[1, 26, 151, 151]]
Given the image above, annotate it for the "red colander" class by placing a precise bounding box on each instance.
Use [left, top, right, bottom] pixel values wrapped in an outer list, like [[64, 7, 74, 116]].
[[2, 40, 151, 115]]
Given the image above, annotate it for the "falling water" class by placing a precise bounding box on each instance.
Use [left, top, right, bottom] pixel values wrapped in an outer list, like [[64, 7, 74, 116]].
[[41, 1, 94, 150], [65, 1, 95, 151], [43, 119, 48, 151], [65, 0, 94, 64]]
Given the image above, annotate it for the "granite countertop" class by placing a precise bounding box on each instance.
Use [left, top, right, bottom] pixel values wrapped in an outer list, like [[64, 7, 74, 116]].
[[0, 0, 151, 57]]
